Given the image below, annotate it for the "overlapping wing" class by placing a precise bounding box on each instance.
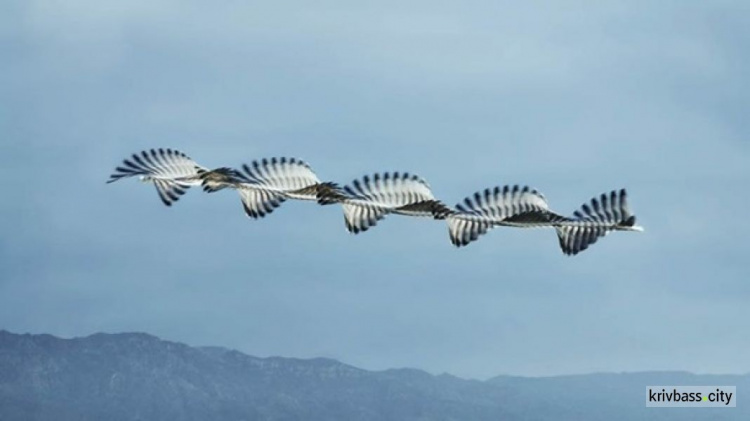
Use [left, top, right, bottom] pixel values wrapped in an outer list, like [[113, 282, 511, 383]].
[[446, 185, 557, 247], [198, 157, 332, 219], [555, 189, 642, 255], [107, 149, 644, 256], [322, 172, 449, 233], [238, 189, 288, 219], [235, 157, 323, 199]]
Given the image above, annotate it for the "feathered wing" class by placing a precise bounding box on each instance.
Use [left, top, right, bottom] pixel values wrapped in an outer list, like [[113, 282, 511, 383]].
[[341, 203, 390, 233], [555, 189, 642, 255], [328, 172, 448, 233], [152, 179, 191, 207], [107, 150, 643, 256], [341, 172, 436, 207], [445, 185, 556, 247], [199, 157, 335, 219], [446, 216, 493, 247], [235, 157, 326, 199], [555, 225, 609, 256], [238, 189, 288, 219], [107, 148, 206, 206], [108, 148, 205, 183]]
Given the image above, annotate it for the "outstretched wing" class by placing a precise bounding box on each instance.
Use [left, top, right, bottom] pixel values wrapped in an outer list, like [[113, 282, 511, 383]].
[[107, 148, 205, 206]]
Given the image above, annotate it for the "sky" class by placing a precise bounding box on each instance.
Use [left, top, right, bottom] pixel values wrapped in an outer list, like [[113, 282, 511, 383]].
[[1, 0, 749, 379]]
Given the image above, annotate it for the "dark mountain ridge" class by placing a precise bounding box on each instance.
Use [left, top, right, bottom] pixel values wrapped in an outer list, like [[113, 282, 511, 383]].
[[0, 330, 745, 420]]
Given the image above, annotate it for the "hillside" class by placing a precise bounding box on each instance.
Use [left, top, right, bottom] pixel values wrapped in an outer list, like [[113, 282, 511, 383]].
[[0, 330, 744, 420]]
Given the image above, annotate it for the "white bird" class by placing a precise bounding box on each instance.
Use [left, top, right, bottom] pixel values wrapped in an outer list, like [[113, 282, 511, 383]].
[[107, 148, 207, 206], [317, 172, 450, 233], [444, 186, 643, 255], [198, 157, 339, 219]]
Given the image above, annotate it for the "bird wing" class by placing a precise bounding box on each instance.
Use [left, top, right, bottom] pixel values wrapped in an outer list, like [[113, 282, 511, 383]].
[[235, 157, 323, 199], [445, 185, 553, 246], [108, 148, 206, 206], [555, 189, 639, 255], [335, 172, 442, 233], [107, 148, 205, 183], [238, 189, 288, 219], [342, 172, 436, 207]]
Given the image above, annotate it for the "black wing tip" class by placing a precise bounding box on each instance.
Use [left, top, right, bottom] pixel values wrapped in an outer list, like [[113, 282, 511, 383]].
[[621, 215, 637, 227], [452, 240, 469, 248]]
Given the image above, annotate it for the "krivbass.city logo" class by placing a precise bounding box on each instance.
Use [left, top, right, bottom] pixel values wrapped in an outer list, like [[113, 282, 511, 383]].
[[646, 386, 736, 408]]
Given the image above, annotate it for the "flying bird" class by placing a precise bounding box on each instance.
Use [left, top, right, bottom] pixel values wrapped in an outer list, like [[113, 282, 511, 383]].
[[107, 148, 207, 206], [317, 172, 451, 233], [444, 186, 643, 255], [553, 189, 643, 255], [442, 184, 556, 246], [198, 157, 339, 219], [108, 149, 643, 256]]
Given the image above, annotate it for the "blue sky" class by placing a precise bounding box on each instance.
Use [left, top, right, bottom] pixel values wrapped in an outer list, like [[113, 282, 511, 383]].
[[1, 0, 748, 379]]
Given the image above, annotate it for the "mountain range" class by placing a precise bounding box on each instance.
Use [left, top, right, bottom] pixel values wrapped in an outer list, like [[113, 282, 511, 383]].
[[0, 330, 745, 420]]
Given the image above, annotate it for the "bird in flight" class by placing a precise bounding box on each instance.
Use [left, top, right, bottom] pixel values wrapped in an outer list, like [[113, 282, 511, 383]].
[[316, 171, 451, 233], [441, 184, 554, 247], [107, 148, 207, 206], [108, 148, 643, 255], [443, 185, 643, 255], [198, 157, 340, 219]]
